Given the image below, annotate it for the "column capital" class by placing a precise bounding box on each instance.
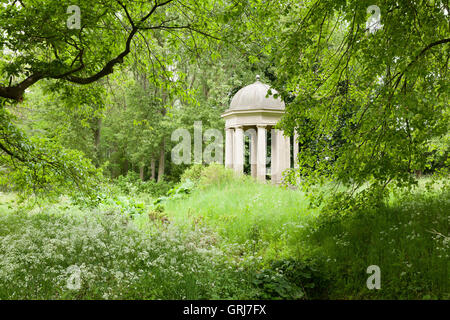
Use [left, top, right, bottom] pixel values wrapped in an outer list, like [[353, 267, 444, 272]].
[[256, 124, 267, 128]]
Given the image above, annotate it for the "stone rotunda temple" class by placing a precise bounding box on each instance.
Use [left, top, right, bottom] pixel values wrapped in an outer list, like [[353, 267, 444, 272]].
[[221, 76, 298, 184]]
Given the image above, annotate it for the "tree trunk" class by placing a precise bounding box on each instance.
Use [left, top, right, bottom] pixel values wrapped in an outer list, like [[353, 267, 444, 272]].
[[150, 158, 156, 181], [93, 117, 102, 166], [139, 166, 145, 181], [123, 157, 129, 175], [157, 140, 165, 182]]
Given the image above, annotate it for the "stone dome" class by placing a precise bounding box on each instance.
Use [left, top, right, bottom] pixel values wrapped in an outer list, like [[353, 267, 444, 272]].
[[229, 76, 285, 111]]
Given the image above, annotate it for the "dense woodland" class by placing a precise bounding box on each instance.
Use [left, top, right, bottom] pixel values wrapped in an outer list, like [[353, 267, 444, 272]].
[[0, 0, 448, 300]]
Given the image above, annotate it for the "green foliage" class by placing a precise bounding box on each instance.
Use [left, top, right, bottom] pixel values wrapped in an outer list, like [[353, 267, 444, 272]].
[[197, 163, 238, 188], [180, 164, 205, 184], [242, 0, 450, 211], [165, 170, 317, 256], [251, 257, 329, 300], [0, 175, 448, 300], [138, 180, 174, 198], [112, 197, 145, 217], [148, 204, 169, 225], [0, 0, 448, 301], [0, 0, 248, 192], [305, 187, 450, 299], [101, 70, 181, 179], [154, 164, 237, 207], [0, 103, 102, 202], [251, 268, 305, 300], [269, 258, 330, 299], [164, 175, 449, 299], [114, 173, 173, 197], [0, 0, 228, 100], [181, 163, 238, 188], [0, 206, 259, 299], [21, 82, 106, 165], [153, 179, 195, 206]]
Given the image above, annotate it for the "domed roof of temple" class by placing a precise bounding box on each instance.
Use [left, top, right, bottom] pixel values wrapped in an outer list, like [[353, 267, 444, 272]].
[[229, 75, 285, 111]]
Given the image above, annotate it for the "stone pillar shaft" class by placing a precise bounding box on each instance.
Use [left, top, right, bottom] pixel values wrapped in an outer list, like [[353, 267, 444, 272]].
[[271, 129, 291, 184], [293, 132, 299, 169], [283, 134, 291, 171], [257, 126, 267, 181], [271, 128, 279, 184], [225, 128, 234, 169], [234, 126, 244, 174], [249, 129, 257, 178]]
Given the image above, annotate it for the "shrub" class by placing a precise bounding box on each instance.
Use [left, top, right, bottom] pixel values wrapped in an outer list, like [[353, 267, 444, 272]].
[[197, 163, 237, 188], [148, 205, 169, 225], [153, 179, 195, 206], [114, 173, 173, 197], [180, 163, 237, 188], [0, 208, 260, 299], [305, 188, 450, 299], [139, 180, 173, 197], [251, 268, 305, 300], [269, 258, 330, 299], [249, 257, 330, 300], [180, 164, 205, 185], [113, 172, 140, 194]]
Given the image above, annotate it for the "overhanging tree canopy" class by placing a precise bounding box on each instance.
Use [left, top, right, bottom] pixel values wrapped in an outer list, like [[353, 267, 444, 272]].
[[0, 0, 225, 101], [239, 0, 449, 209]]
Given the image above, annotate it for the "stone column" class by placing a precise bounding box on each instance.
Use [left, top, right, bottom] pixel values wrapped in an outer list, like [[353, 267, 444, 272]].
[[249, 128, 257, 178], [271, 128, 279, 184], [279, 133, 291, 182], [293, 132, 299, 169], [256, 125, 267, 181], [271, 129, 291, 184], [225, 128, 234, 169], [283, 134, 291, 171], [234, 126, 244, 174]]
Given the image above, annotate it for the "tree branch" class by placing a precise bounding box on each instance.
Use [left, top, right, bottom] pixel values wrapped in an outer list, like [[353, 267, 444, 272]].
[[0, 0, 175, 100]]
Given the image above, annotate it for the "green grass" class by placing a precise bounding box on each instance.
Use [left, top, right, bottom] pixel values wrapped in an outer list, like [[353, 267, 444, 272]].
[[0, 192, 16, 214], [0, 170, 448, 300], [160, 170, 449, 299], [307, 190, 450, 299], [0, 202, 259, 299], [163, 177, 319, 260]]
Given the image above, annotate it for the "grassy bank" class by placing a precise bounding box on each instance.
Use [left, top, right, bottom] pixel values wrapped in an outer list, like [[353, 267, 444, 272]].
[[0, 166, 448, 299], [0, 196, 258, 299], [307, 191, 449, 299], [159, 166, 449, 299], [163, 177, 319, 260]]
